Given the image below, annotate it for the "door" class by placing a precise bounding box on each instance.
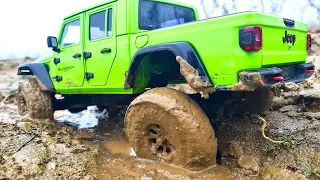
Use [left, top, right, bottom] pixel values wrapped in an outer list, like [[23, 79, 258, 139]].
[[55, 15, 85, 87], [84, 5, 117, 86]]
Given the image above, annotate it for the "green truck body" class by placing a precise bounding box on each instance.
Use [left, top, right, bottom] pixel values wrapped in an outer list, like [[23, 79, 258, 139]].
[[18, 0, 314, 96]]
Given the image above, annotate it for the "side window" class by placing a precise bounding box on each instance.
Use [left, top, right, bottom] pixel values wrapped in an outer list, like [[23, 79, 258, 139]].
[[89, 11, 106, 41], [138, 0, 195, 30], [107, 8, 112, 37], [60, 19, 81, 47]]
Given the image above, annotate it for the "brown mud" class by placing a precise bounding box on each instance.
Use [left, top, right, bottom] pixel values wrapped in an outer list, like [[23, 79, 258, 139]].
[[176, 56, 216, 99], [0, 36, 320, 180]]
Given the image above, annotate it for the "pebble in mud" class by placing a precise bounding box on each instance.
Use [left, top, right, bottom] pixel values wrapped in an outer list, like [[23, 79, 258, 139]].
[[141, 175, 153, 180], [0, 155, 4, 164], [16, 122, 32, 132], [70, 145, 89, 153], [138, 164, 146, 169], [230, 141, 260, 172]]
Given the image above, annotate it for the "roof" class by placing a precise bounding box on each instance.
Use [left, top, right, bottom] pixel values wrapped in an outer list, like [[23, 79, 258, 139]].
[[63, 0, 197, 20], [64, 0, 117, 20]]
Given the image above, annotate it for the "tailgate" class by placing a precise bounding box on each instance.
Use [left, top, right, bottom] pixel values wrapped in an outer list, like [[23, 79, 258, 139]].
[[259, 15, 308, 67]]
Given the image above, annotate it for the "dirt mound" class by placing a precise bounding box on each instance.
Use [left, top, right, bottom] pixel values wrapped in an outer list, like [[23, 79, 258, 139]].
[[0, 121, 98, 179]]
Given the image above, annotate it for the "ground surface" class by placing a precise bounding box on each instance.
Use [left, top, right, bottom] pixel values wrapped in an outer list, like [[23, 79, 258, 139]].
[[0, 32, 320, 179]]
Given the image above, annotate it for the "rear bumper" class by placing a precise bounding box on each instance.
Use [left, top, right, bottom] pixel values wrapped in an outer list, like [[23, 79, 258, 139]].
[[216, 63, 315, 91], [248, 63, 315, 87]]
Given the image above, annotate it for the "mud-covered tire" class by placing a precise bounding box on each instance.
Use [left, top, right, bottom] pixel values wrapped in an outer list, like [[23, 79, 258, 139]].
[[16, 78, 54, 120], [125, 87, 217, 170]]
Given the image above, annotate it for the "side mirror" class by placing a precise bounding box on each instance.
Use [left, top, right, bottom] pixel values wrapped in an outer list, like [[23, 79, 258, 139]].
[[47, 36, 60, 53]]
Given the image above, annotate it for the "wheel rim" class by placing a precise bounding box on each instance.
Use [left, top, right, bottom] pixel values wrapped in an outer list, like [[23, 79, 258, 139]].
[[148, 124, 175, 160]]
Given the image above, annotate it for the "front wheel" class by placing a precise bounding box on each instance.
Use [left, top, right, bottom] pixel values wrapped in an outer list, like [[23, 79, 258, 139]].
[[16, 78, 54, 120], [125, 87, 217, 170]]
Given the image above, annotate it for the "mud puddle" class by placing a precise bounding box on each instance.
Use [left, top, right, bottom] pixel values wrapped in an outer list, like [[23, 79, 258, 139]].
[[102, 133, 136, 157]]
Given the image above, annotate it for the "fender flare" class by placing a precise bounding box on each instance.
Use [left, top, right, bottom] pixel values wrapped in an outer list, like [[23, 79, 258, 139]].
[[17, 62, 55, 92], [124, 42, 212, 89]]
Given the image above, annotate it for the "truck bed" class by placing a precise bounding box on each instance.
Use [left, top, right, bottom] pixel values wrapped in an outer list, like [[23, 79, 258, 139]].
[[130, 12, 309, 86]]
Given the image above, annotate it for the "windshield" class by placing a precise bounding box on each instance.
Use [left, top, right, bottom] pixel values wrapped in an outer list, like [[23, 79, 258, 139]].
[[139, 0, 196, 30]]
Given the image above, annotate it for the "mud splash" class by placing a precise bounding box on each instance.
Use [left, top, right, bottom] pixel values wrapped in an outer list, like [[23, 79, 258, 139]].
[[176, 56, 216, 99], [228, 72, 265, 91]]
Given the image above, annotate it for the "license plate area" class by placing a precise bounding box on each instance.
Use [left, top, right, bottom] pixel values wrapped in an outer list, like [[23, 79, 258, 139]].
[[281, 67, 291, 80]]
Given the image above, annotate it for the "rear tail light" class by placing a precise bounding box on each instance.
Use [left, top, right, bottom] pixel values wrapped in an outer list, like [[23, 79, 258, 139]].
[[307, 33, 312, 50], [306, 69, 314, 73], [271, 76, 283, 81], [239, 26, 262, 51]]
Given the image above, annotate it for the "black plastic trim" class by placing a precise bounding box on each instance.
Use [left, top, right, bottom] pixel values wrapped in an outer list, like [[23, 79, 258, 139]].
[[283, 18, 295, 28], [241, 63, 314, 87], [17, 62, 55, 92], [124, 42, 212, 89]]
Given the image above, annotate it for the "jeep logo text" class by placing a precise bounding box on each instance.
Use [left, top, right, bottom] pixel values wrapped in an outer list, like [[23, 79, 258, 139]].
[[283, 31, 296, 45]]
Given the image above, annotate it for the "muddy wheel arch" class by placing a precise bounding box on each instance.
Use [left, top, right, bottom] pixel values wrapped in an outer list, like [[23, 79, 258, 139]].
[[125, 87, 217, 170], [17, 62, 55, 92], [123, 42, 212, 92]]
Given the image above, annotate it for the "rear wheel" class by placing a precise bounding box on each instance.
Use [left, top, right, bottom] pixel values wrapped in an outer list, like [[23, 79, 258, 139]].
[[125, 87, 217, 170], [16, 78, 54, 120]]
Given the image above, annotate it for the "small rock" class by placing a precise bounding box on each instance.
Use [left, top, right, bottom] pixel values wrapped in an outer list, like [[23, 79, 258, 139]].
[[157, 169, 164, 173], [230, 141, 260, 172], [138, 164, 145, 169], [141, 175, 153, 180], [47, 161, 56, 171], [0, 155, 4, 164], [42, 133, 56, 147], [238, 155, 260, 172], [148, 171, 155, 175], [71, 145, 88, 153], [71, 139, 81, 145], [17, 122, 32, 132], [279, 107, 291, 113]]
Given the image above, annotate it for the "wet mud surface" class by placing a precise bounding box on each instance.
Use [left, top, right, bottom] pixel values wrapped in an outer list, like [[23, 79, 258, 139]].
[[1, 40, 320, 180]]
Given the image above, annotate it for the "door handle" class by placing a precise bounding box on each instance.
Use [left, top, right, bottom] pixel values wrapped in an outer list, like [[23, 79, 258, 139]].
[[73, 53, 82, 59], [100, 48, 112, 54]]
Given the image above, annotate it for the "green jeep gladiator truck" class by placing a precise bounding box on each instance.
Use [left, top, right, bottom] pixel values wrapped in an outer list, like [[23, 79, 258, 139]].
[[16, 0, 314, 170]]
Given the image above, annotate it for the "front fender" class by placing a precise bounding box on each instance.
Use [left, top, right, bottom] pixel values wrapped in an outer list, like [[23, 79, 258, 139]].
[[17, 62, 55, 92]]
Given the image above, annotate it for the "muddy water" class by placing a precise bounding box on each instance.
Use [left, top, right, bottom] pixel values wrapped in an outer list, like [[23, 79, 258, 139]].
[[102, 131, 136, 157]]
